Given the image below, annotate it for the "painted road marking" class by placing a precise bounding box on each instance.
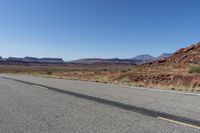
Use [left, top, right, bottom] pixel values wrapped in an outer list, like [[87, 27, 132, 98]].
[[32, 85, 48, 90], [2, 76, 200, 129], [158, 117, 200, 130]]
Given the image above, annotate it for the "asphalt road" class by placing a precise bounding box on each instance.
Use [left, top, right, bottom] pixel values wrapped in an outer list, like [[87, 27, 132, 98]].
[[0, 74, 200, 133]]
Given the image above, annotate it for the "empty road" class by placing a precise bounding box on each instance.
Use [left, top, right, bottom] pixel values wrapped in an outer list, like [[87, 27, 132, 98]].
[[0, 74, 200, 133]]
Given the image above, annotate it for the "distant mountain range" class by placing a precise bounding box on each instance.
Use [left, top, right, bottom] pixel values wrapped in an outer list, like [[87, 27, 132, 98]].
[[0, 53, 172, 65], [68, 53, 173, 65], [130, 54, 155, 64], [0, 57, 64, 64], [157, 53, 173, 60], [67, 58, 137, 65]]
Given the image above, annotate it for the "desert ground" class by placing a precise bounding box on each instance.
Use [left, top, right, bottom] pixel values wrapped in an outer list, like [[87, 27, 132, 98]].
[[1, 43, 200, 92]]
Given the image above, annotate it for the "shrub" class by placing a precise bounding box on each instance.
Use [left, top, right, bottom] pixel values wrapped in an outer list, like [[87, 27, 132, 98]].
[[120, 70, 127, 73], [103, 69, 108, 72], [47, 71, 52, 75], [189, 66, 200, 73]]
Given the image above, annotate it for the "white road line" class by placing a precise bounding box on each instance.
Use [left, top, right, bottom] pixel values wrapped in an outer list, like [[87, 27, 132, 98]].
[[158, 117, 200, 130], [1, 74, 200, 96], [106, 83, 200, 96], [130, 86, 200, 96], [32, 85, 48, 90]]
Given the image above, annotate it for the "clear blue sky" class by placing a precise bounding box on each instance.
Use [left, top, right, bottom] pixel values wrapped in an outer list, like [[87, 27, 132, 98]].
[[0, 0, 200, 61]]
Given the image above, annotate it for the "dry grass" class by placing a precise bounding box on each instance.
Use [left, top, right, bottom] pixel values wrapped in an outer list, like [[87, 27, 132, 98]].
[[189, 65, 200, 73], [1, 64, 200, 92]]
